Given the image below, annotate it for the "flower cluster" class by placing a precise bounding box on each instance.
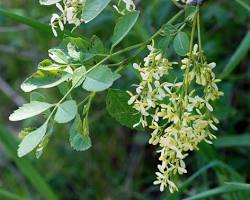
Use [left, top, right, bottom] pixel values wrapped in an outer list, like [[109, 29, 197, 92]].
[[128, 43, 223, 193], [50, 0, 85, 37]]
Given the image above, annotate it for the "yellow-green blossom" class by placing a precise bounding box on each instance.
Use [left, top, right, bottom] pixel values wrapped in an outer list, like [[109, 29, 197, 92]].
[[128, 43, 223, 193], [50, 0, 85, 37]]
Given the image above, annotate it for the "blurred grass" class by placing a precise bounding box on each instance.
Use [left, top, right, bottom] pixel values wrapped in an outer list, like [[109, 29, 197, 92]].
[[220, 29, 250, 79], [183, 182, 250, 200], [0, 188, 26, 200], [0, 125, 58, 200]]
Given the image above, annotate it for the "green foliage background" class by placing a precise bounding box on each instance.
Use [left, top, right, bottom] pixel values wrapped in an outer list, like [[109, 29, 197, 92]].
[[0, 0, 249, 199]]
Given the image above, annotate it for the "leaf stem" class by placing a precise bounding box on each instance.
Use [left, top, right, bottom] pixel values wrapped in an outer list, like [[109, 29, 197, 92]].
[[197, 9, 202, 52], [184, 13, 197, 95], [77, 95, 90, 107]]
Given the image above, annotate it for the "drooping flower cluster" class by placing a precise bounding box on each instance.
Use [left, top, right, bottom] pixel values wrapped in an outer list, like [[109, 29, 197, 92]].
[[127, 43, 223, 193], [49, 0, 85, 37]]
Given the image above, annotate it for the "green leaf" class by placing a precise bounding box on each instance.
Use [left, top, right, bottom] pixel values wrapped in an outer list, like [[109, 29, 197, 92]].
[[38, 59, 63, 71], [158, 24, 177, 52], [111, 11, 140, 48], [21, 70, 72, 92], [173, 31, 189, 56], [48, 48, 70, 64], [220, 29, 250, 79], [18, 122, 48, 157], [39, 0, 61, 5], [67, 43, 81, 60], [106, 89, 143, 131], [69, 114, 92, 151], [54, 100, 77, 123], [9, 101, 53, 121], [89, 35, 106, 54], [57, 82, 71, 98], [82, 65, 114, 92], [112, 72, 121, 82], [72, 66, 86, 88], [81, 0, 111, 23], [30, 92, 46, 102], [158, 37, 173, 52], [160, 24, 177, 36], [62, 37, 90, 50]]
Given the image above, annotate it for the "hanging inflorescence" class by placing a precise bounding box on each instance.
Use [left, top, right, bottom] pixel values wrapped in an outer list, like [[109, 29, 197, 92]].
[[127, 43, 223, 192]]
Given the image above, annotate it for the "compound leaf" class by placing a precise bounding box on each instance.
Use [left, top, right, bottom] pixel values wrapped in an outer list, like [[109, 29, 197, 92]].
[[82, 0, 111, 23], [54, 100, 77, 123], [21, 70, 72, 92], [69, 114, 92, 151], [82, 65, 114, 92], [173, 31, 189, 56], [18, 122, 48, 157], [106, 89, 143, 131], [9, 101, 53, 121], [112, 11, 140, 48]]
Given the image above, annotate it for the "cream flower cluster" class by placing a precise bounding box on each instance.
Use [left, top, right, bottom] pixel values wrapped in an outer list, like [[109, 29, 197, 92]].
[[128, 43, 223, 193], [50, 0, 85, 37]]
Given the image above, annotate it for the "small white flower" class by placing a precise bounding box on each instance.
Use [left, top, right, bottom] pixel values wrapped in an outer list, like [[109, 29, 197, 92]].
[[209, 62, 217, 69], [193, 43, 199, 54]]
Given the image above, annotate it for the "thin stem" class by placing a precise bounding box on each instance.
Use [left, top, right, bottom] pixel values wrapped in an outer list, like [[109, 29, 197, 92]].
[[178, 22, 187, 32], [184, 14, 197, 95], [151, 9, 184, 40], [95, 53, 110, 57], [177, 14, 197, 128], [77, 95, 90, 107], [82, 92, 96, 117], [197, 9, 202, 52], [112, 42, 145, 56]]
